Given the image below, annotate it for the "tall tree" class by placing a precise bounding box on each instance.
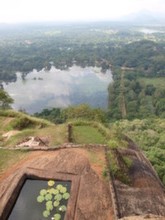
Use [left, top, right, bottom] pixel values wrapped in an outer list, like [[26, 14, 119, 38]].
[[0, 89, 13, 109]]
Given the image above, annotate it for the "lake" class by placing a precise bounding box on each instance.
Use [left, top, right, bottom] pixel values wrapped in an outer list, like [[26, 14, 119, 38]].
[[3, 65, 113, 114]]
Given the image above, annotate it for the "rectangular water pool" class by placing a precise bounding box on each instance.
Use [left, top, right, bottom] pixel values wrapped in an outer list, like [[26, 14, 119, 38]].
[[8, 179, 71, 220]]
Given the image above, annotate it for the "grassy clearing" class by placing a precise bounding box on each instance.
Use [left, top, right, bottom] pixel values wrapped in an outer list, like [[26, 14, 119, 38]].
[[0, 149, 29, 175], [70, 120, 111, 139], [34, 124, 67, 146], [0, 110, 67, 147], [0, 110, 53, 131], [139, 77, 165, 89], [2, 124, 67, 148], [72, 125, 106, 144]]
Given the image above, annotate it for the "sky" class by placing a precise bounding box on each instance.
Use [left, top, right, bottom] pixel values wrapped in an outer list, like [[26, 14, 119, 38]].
[[0, 0, 164, 23]]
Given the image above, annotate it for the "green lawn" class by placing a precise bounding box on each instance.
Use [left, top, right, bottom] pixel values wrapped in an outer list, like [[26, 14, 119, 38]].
[[72, 125, 106, 144]]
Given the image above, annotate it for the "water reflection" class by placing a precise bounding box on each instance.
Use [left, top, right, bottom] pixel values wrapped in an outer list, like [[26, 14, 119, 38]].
[[3, 65, 113, 113]]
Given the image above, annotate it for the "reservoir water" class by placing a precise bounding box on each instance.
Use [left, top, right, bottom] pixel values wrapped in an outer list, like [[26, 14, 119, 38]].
[[3, 65, 113, 113]]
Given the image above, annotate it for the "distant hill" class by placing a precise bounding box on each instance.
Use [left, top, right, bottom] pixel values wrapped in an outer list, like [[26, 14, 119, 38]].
[[119, 10, 165, 25]]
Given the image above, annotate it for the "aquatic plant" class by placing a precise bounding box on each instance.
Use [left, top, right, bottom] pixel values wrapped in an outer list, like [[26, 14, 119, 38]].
[[54, 213, 61, 220], [43, 210, 50, 218], [48, 180, 55, 187], [40, 189, 47, 196], [63, 192, 70, 200], [59, 205, 67, 212], [36, 180, 70, 219], [37, 195, 44, 203]]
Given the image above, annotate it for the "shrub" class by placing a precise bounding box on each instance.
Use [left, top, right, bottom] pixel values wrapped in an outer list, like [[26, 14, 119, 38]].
[[10, 115, 50, 130]]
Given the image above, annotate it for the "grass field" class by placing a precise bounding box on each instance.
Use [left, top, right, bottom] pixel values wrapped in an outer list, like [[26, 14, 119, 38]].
[[72, 125, 106, 144], [139, 77, 165, 89], [0, 110, 67, 147]]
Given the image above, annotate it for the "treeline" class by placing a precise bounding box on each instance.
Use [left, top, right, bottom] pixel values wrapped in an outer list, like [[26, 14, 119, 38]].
[[34, 104, 106, 124], [108, 69, 165, 120], [0, 35, 113, 81], [0, 24, 165, 82], [112, 40, 165, 77]]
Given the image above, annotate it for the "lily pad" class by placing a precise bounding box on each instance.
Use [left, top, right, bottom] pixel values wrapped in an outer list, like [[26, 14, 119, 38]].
[[49, 188, 56, 194], [48, 180, 55, 187], [37, 195, 44, 203], [60, 186, 67, 194], [40, 189, 47, 196], [46, 204, 53, 211], [46, 200, 53, 206], [56, 184, 63, 190], [54, 189, 59, 195], [54, 213, 61, 220], [55, 193, 62, 201], [63, 192, 70, 200], [45, 193, 52, 201], [53, 200, 60, 207], [59, 205, 67, 212], [43, 210, 50, 218]]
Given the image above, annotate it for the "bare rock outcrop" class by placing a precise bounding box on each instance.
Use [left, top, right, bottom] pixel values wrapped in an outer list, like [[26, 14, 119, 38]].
[[0, 148, 113, 220]]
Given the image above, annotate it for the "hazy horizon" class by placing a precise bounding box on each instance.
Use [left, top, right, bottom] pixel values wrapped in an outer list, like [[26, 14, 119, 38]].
[[0, 0, 165, 24]]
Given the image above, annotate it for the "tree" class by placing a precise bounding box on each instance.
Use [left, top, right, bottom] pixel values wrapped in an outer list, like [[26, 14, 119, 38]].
[[0, 89, 13, 109], [145, 84, 156, 96]]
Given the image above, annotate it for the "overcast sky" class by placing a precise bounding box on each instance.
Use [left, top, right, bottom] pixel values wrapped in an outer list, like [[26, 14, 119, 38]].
[[0, 0, 164, 23]]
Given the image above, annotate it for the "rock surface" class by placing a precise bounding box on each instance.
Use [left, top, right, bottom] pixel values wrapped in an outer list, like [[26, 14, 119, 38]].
[[0, 148, 113, 220], [0, 144, 165, 220]]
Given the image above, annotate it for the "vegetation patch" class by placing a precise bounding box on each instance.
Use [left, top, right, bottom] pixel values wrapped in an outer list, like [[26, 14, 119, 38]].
[[71, 120, 111, 139], [35, 104, 106, 124], [9, 115, 52, 130], [108, 68, 165, 120], [111, 118, 165, 184], [0, 110, 52, 130], [0, 110, 67, 147], [36, 180, 70, 220], [72, 125, 106, 144], [107, 149, 132, 185]]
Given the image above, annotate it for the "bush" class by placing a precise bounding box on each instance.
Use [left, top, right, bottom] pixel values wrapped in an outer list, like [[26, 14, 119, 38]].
[[108, 150, 131, 185], [108, 140, 118, 149], [10, 115, 51, 130]]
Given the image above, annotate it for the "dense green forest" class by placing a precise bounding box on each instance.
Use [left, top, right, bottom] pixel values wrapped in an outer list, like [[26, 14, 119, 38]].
[[108, 68, 165, 120], [0, 23, 165, 82]]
